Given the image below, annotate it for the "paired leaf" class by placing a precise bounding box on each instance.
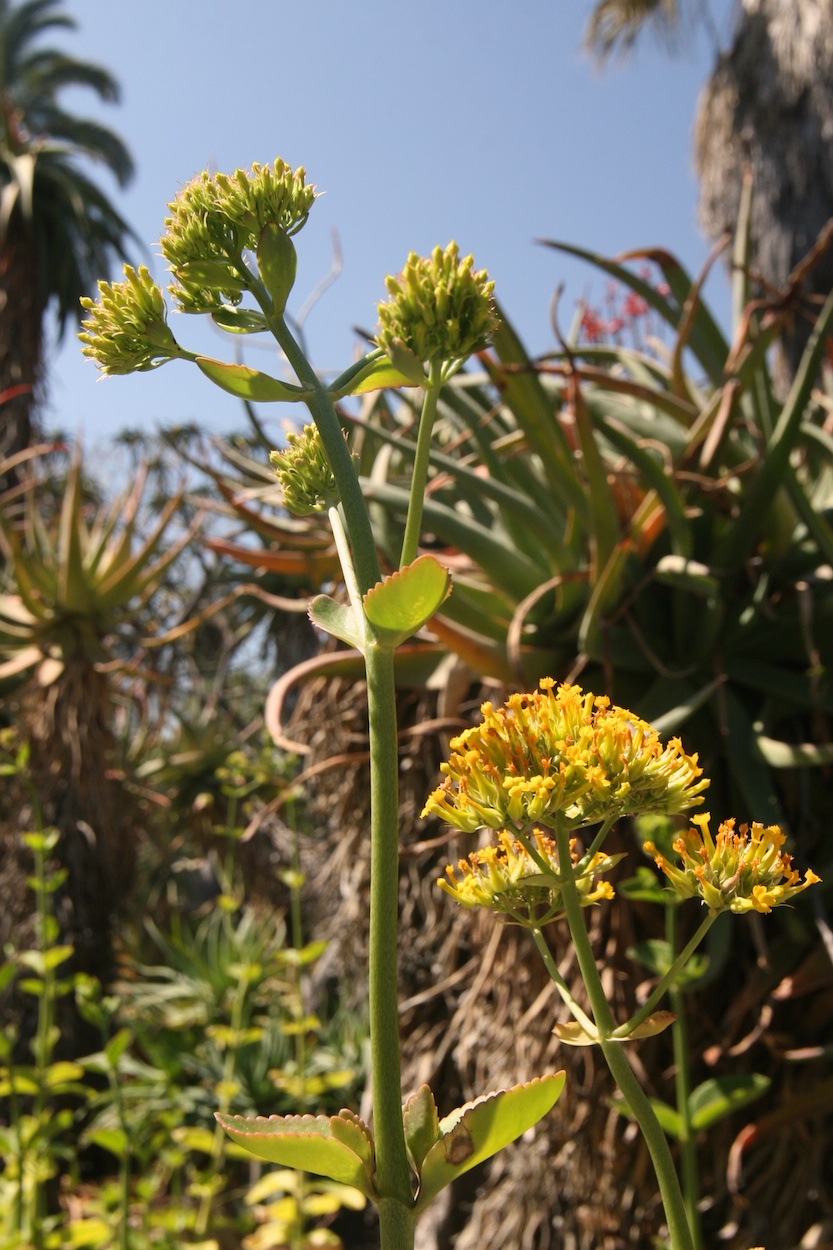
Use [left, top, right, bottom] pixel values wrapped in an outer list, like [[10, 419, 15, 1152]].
[[554, 1012, 676, 1046], [195, 357, 310, 403], [415, 1073, 566, 1213], [215, 1110, 377, 1198], [363, 556, 452, 647], [308, 596, 365, 651]]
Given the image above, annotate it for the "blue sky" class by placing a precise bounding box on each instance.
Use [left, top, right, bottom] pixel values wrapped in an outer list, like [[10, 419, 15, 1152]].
[[46, 1, 735, 450]]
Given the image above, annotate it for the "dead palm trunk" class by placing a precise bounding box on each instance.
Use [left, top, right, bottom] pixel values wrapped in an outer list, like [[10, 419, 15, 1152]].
[[695, 0, 833, 381]]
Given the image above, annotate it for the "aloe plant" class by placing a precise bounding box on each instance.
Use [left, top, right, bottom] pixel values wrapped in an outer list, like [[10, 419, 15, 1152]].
[[0, 447, 198, 1039], [348, 193, 833, 831]]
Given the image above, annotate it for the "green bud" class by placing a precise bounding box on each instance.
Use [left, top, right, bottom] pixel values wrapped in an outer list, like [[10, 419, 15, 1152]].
[[161, 159, 317, 314], [257, 222, 297, 315], [376, 242, 499, 369], [78, 265, 180, 375], [270, 424, 345, 516]]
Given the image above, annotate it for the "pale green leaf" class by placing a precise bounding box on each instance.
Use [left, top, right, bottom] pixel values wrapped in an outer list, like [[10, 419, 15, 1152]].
[[215, 1111, 377, 1197], [415, 1073, 565, 1213], [363, 556, 452, 647], [308, 595, 365, 651], [195, 357, 309, 403]]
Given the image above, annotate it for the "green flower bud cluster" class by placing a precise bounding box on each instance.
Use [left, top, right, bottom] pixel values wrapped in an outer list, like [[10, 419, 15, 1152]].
[[376, 242, 499, 371], [270, 424, 343, 516], [162, 159, 316, 313], [79, 265, 180, 374]]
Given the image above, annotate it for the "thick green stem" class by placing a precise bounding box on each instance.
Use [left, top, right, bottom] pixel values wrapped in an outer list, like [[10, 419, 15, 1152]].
[[553, 825, 694, 1250], [399, 362, 442, 569], [270, 315, 382, 595], [266, 315, 413, 1246], [667, 907, 703, 1250], [366, 643, 414, 1235]]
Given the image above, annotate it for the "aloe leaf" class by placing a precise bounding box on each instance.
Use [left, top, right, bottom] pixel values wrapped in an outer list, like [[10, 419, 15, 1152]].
[[354, 407, 559, 551], [573, 378, 620, 581], [56, 457, 92, 615], [725, 656, 833, 714], [415, 1073, 565, 1214], [782, 462, 833, 565], [486, 309, 587, 515], [654, 555, 720, 598], [688, 1075, 771, 1132], [195, 357, 310, 403], [715, 284, 833, 570], [754, 733, 833, 769], [540, 239, 728, 384], [308, 595, 365, 651], [215, 1112, 377, 1198], [577, 541, 631, 657], [360, 480, 545, 602], [363, 556, 451, 647], [204, 536, 340, 583], [723, 690, 785, 826], [96, 492, 187, 611], [643, 678, 720, 738], [596, 416, 692, 558]]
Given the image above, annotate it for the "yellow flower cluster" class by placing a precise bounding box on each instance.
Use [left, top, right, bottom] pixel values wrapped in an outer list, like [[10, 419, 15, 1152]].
[[162, 159, 316, 313], [79, 265, 180, 375], [645, 813, 821, 914], [423, 680, 708, 835], [438, 829, 618, 925], [270, 424, 342, 516], [376, 242, 498, 370]]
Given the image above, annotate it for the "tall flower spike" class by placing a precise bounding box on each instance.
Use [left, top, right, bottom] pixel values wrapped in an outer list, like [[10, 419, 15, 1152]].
[[376, 242, 499, 373], [438, 828, 619, 926], [162, 159, 317, 313], [270, 424, 343, 516], [79, 265, 181, 374], [645, 814, 820, 915], [423, 679, 708, 835]]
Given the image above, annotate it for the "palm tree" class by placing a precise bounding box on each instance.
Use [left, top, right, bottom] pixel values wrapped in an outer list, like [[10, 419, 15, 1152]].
[[0, 0, 134, 475], [585, 0, 833, 381]]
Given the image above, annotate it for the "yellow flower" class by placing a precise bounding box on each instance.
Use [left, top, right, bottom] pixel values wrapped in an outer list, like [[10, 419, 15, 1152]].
[[437, 828, 618, 925], [79, 265, 181, 374], [423, 679, 707, 835], [269, 424, 343, 516], [162, 159, 316, 313], [376, 242, 498, 371], [645, 813, 820, 915]]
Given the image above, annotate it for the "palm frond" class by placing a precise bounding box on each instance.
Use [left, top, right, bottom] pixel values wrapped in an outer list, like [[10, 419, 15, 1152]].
[[585, 0, 685, 62]]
